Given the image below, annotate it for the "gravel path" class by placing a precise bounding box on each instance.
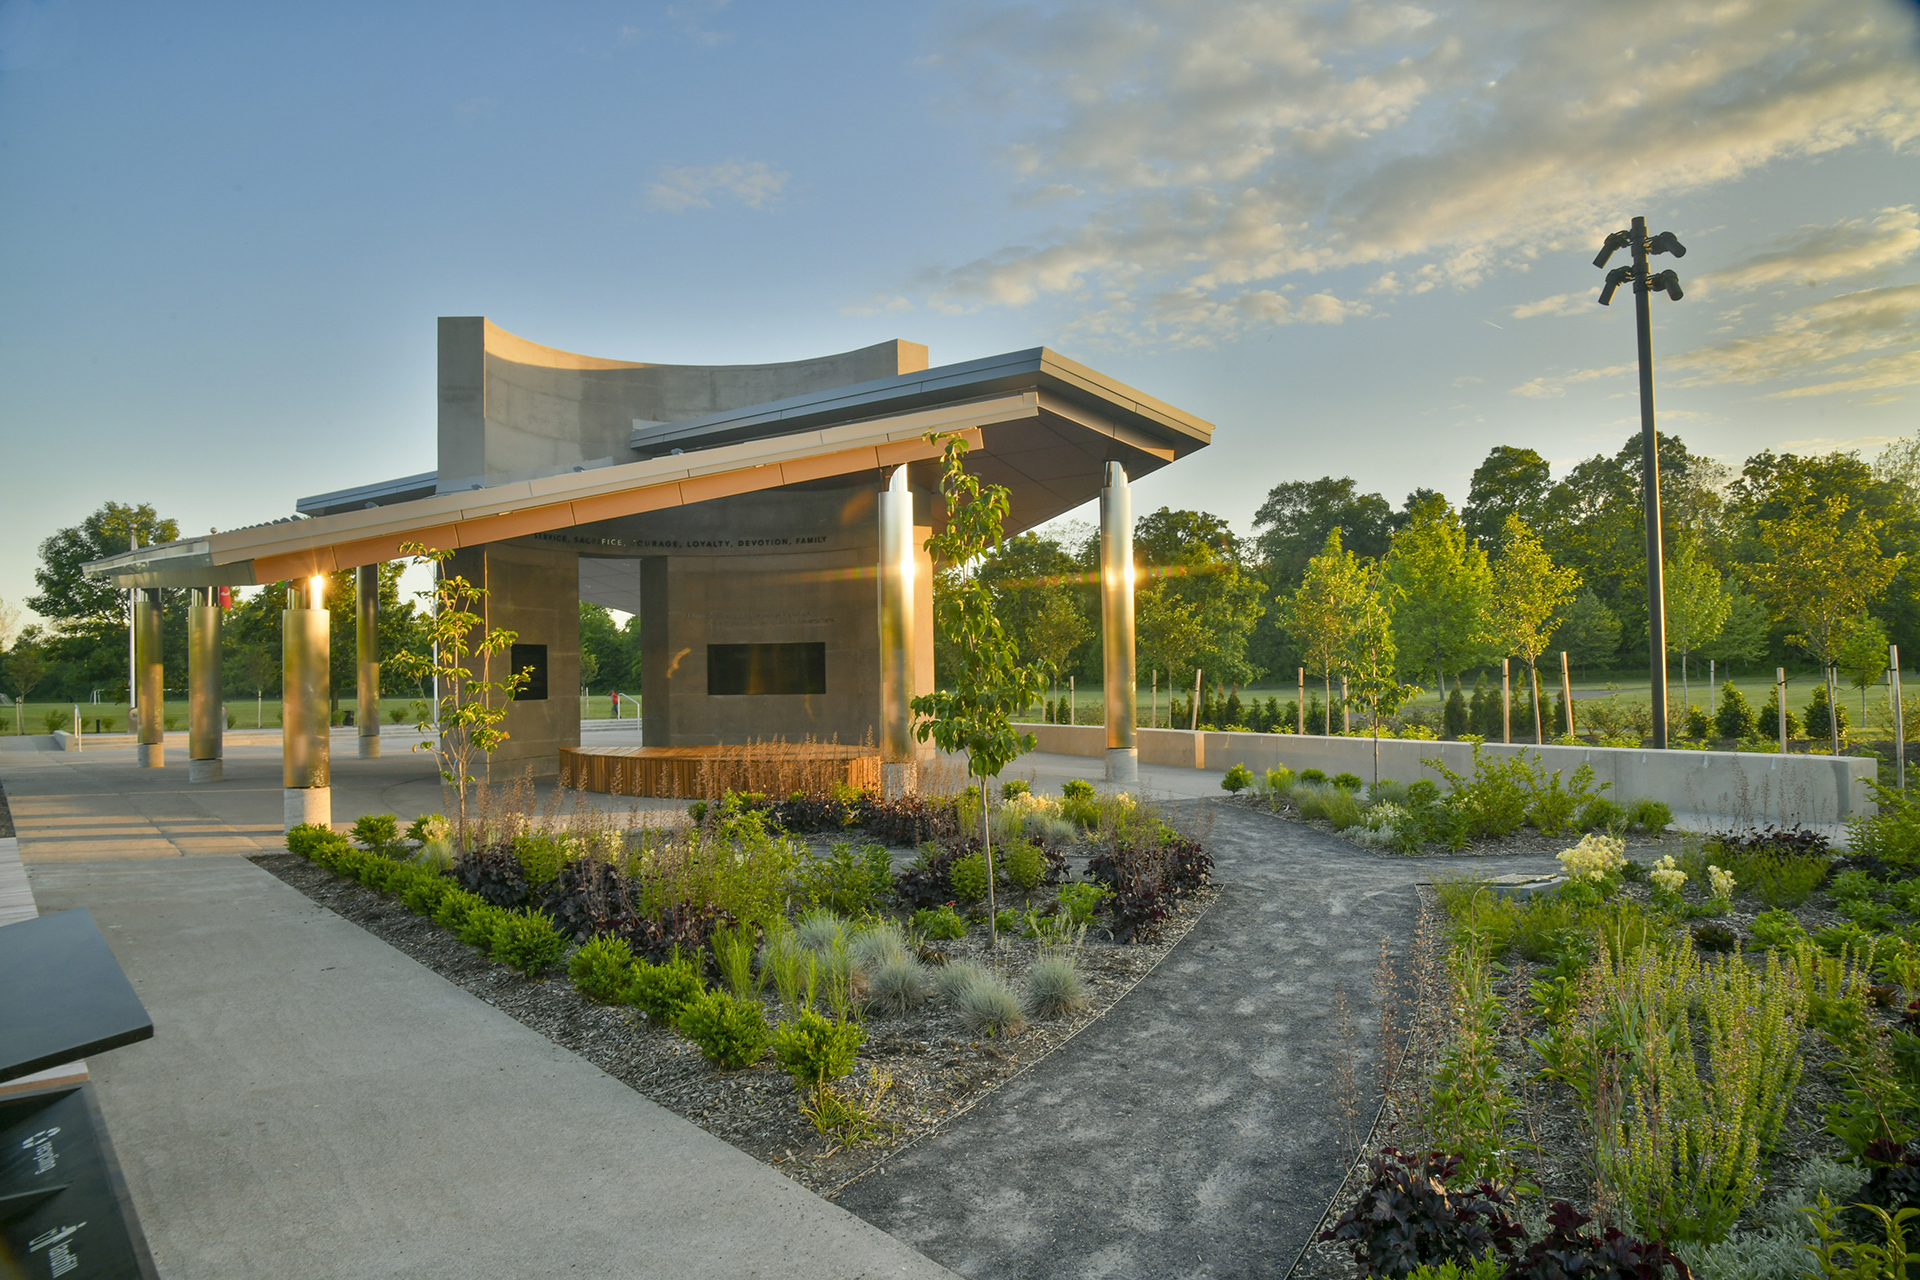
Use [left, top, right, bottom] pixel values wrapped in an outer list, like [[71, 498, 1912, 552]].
[[833, 801, 1570, 1280]]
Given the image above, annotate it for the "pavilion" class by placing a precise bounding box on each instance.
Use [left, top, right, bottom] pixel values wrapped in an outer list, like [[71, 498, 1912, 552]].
[[83, 318, 1215, 828]]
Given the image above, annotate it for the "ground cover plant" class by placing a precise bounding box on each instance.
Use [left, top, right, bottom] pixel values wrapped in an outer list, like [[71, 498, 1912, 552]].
[[272, 770, 1216, 1192], [1305, 796, 1920, 1280]]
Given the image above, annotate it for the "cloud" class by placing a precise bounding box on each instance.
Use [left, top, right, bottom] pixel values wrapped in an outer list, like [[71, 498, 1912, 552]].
[[646, 160, 788, 212], [1695, 207, 1920, 293], [1511, 282, 1920, 401], [923, 0, 1920, 342], [1510, 292, 1591, 320]]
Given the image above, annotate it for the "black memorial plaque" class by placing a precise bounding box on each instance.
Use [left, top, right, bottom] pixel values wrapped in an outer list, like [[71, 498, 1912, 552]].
[[0, 911, 152, 1086], [0, 1086, 159, 1279], [508, 644, 549, 701], [706, 642, 827, 696]]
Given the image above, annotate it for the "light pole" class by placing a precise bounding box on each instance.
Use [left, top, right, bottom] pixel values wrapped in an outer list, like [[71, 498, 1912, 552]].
[[1596, 216, 1686, 748]]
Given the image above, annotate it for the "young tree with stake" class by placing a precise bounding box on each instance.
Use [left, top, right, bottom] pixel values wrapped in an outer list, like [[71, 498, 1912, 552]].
[[1484, 516, 1580, 744], [910, 434, 1046, 949]]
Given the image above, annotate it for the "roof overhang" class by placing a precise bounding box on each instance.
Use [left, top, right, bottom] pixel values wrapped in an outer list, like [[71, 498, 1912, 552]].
[[85, 348, 1214, 589]]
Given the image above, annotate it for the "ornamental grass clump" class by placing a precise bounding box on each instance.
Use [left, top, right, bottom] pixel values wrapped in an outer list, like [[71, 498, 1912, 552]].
[[849, 920, 909, 975], [1022, 954, 1087, 1019], [956, 969, 1025, 1036], [569, 933, 636, 1004], [935, 959, 990, 1003], [865, 955, 928, 1016]]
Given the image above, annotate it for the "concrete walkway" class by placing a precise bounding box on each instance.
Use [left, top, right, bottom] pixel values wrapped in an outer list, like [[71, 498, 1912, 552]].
[[835, 802, 1564, 1280]]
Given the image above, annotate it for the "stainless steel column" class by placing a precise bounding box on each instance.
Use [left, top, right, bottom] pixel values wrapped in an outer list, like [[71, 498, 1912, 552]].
[[188, 587, 224, 782], [878, 465, 916, 796], [133, 587, 164, 767], [283, 576, 331, 830], [1101, 461, 1138, 785], [356, 563, 381, 759]]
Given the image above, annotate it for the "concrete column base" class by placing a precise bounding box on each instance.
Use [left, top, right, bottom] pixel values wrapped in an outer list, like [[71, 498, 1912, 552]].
[[882, 761, 917, 799], [358, 737, 382, 759], [284, 787, 332, 832], [1104, 748, 1139, 786], [188, 758, 224, 783], [136, 743, 164, 768]]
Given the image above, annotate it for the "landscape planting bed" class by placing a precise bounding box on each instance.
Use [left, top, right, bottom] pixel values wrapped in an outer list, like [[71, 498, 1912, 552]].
[[253, 826, 1215, 1198]]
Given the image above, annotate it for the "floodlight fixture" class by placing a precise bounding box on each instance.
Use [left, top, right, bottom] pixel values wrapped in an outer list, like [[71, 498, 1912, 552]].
[[1649, 269, 1684, 301], [1648, 230, 1687, 258], [1598, 266, 1633, 306], [1592, 229, 1633, 268]]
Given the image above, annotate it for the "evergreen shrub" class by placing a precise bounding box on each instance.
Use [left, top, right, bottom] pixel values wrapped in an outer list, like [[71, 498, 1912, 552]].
[[677, 990, 770, 1069], [569, 933, 636, 1004], [349, 813, 400, 852], [631, 951, 706, 1021], [489, 909, 567, 976], [770, 1008, 864, 1087]]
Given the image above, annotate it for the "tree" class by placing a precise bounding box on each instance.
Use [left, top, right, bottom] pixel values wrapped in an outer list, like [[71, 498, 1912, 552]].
[[1484, 515, 1580, 744], [388, 544, 530, 852], [1343, 558, 1418, 787], [1664, 538, 1731, 712], [28, 502, 180, 635], [1464, 447, 1554, 550], [1128, 506, 1265, 691], [1023, 591, 1090, 709], [0, 597, 18, 653], [1744, 494, 1904, 755], [978, 532, 1092, 703], [1700, 589, 1769, 673], [1252, 478, 1395, 584], [1838, 615, 1892, 728], [2, 634, 49, 734], [1384, 495, 1490, 701], [1280, 530, 1365, 732], [1136, 587, 1206, 726], [1553, 591, 1621, 680], [909, 434, 1046, 949]]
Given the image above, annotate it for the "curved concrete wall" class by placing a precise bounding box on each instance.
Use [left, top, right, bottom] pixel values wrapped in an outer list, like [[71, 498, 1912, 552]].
[[437, 317, 929, 489]]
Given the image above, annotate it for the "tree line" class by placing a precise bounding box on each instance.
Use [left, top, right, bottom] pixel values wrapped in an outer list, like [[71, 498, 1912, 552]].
[[942, 430, 1918, 728]]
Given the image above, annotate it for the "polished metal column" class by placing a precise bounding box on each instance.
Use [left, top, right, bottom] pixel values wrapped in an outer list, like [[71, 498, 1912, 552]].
[[878, 465, 916, 796], [1100, 461, 1138, 785], [356, 563, 381, 759], [187, 587, 224, 782], [133, 587, 165, 767], [283, 576, 331, 830]]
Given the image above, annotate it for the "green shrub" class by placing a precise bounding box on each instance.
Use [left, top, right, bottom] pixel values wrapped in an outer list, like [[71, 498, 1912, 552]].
[[1001, 778, 1030, 799], [1737, 853, 1829, 909], [1628, 798, 1674, 832], [1850, 781, 1920, 869], [1061, 778, 1096, 802], [455, 902, 512, 949], [794, 841, 894, 916], [1422, 739, 1535, 839], [1299, 768, 1327, 783], [1404, 1259, 1508, 1280], [1814, 921, 1879, 958], [1003, 839, 1047, 893], [41, 709, 71, 733], [350, 813, 400, 851], [569, 933, 636, 1004], [404, 813, 447, 843], [1578, 796, 1628, 832], [770, 1008, 864, 1087], [489, 909, 567, 976], [1221, 764, 1254, 794], [399, 873, 451, 916], [286, 822, 333, 857], [676, 990, 770, 1069], [631, 952, 706, 1022], [1330, 772, 1364, 792], [432, 887, 484, 930], [1056, 882, 1110, 929], [1262, 766, 1295, 797], [950, 850, 991, 901], [1747, 909, 1808, 953], [1296, 783, 1366, 830], [911, 904, 967, 940], [511, 834, 568, 889]]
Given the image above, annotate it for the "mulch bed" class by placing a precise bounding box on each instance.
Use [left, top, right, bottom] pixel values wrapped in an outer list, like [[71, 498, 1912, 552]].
[[253, 848, 1215, 1198]]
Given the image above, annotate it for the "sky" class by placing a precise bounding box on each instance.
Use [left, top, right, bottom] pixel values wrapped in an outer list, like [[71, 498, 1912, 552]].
[[2, 0, 1918, 631]]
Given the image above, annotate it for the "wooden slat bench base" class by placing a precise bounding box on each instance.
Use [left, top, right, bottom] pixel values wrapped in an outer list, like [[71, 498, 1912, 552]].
[[558, 744, 881, 799]]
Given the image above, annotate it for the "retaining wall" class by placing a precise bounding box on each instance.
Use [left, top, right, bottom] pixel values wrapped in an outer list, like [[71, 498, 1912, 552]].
[[1015, 723, 1878, 827]]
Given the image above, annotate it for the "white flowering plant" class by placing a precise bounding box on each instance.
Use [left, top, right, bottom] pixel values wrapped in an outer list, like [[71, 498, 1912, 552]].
[[1649, 854, 1688, 905], [1708, 864, 1736, 902], [1557, 833, 1628, 883]]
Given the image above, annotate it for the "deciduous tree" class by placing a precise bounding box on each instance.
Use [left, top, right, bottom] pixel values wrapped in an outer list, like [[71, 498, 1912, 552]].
[[1281, 530, 1365, 731], [1664, 538, 1731, 711], [1384, 495, 1489, 702], [1484, 516, 1580, 744]]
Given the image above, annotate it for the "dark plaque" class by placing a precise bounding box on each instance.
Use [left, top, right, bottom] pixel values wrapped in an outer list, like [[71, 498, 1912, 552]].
[[0, 1085, 160, 1279], [0, 912, 152, 1086], [508, 644, 548, 701], [707, 643, 827, 696]]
